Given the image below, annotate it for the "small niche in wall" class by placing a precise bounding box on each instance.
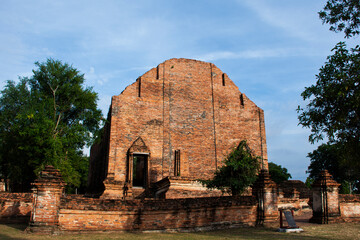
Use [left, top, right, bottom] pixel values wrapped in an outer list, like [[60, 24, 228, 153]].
[[174, 150, 181, 176], [240, 94, 244, 108], [222, 73, 226, 86], [138, 77, 141, 97]]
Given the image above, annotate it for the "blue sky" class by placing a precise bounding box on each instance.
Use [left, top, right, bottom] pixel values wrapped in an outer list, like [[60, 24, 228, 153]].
[[1, 0, 358, 181]]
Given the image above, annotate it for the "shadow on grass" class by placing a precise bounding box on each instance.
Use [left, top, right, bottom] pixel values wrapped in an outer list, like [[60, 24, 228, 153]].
[[3, 223, 28, 231], [189, 227, 331, 240], [0, 233, 26, 240]]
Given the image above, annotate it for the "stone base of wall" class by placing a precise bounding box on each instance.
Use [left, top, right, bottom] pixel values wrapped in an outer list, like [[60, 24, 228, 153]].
[[26, 223, 60, 235]]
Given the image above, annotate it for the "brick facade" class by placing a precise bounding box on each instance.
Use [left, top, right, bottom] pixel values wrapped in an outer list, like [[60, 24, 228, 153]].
[[3, 166, 357, 234], [0, 192, 32, 223], [58, 196, 257, 232], [88, 58, 268, 199], [252, 170, 278, 225], [310, 170, 342, 223], [23, 166, 273, 233], [27, 165, 66, 233], [339, 194, 360, 222]]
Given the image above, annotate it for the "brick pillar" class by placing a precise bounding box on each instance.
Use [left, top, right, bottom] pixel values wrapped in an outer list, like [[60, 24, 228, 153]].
[[27, 165, 66, 234], [310, 170, 341, 224], [252, 169, 278, 225], [0, 179, 5, 192]]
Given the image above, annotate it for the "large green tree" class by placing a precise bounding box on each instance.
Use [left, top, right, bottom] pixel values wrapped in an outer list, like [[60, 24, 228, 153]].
[[297, 42, 360, 144], [268, 162, 292, 184], [298, 0, 360, 191], [0, 59, 102, 192], [306, 143, 358, 193], [319, 0, 360, 38], [199, 141, 260, 196], [297, 42, 360, 178]]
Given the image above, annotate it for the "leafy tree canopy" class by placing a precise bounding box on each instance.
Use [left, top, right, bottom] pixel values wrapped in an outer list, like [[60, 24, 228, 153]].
[[319, 0, 360, 38], [306, 143, 359, 193], [297, 42, 360, 177], [0, 59, 102, 192], [297, 42, 360, 144], [199, 140, 260, 196], [268, 162, 292, 184]]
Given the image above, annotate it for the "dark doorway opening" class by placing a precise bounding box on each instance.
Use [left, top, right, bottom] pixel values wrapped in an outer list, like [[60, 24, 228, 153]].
[[133, 154, 147, 187]]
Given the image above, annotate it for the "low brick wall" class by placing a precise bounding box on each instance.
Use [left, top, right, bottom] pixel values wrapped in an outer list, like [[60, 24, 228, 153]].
[[0, 192, 33, 223], [340, 194, 360, 222], [278, 197, 311, 215], [58, 196, 257, 232]]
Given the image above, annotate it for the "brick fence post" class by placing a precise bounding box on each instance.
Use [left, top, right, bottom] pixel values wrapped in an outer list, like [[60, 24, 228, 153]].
[[310, 170, 341, 224], [26, 165, 66, 234], [252, 169, 278, 225]]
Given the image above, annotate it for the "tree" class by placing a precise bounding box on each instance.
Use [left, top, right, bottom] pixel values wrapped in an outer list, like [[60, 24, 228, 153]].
[[199, 141, 260, 196], [0, 59, 102, 192], [298, 42, 360, 144], [319, 0, 360, 38], [297, 42, 360, 177], [306, 143, 358, 193], [268, 162, 292, 184], [299, 1, 360, 193]]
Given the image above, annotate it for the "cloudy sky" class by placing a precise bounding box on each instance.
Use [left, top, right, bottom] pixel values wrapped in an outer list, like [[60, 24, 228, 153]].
[[1, 0, 358, 181]]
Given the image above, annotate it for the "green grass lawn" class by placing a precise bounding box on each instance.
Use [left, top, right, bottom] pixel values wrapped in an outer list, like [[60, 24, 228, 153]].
[[0, 223, 359, 240]]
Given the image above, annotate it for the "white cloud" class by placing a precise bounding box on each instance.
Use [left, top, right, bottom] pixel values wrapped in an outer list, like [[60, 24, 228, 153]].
[[198, 48, 292, 61], [197, 46, 327, 62], [240, 0, 328, 42]]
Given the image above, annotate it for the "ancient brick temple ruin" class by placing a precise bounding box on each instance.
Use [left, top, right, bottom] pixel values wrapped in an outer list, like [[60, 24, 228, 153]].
[[87, 58, 268, 199], [1, 59, 360, 234]]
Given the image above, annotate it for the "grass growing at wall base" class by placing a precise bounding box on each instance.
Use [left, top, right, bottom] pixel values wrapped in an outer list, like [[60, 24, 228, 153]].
[[0, 223, 359, 240]]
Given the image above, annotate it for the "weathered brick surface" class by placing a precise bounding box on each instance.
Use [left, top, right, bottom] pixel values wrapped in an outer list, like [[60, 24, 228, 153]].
[[58, 196, 257, 232], [339, 194, 360, 222], [310, 170, 342, 223], [27, 166, 66, 233], [86, 111, 111, 197], [0, 192, 32, 223], [277, 181, 311, 215], [278, 180, 311, 199], [252, 170, 279, 225], [88, 58, 268, 199]]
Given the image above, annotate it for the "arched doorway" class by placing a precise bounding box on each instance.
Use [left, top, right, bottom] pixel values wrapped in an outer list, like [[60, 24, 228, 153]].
[[127, 137, 150, 189]]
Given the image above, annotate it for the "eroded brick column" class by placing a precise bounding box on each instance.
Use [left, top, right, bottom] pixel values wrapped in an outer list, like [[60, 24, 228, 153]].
[[252, 169, 278, 225], [27, 165, 66, 234], [310, 170, 341, 224]]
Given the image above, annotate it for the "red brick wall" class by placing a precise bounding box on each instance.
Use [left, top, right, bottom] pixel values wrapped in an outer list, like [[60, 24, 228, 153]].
[[87, 112, 111, 196], [340, 194, 360, 222], [30, 186, 63, 226], [0, 192, 32, 223], [94, 58, 268, 197], [58, 196, 257, 232]]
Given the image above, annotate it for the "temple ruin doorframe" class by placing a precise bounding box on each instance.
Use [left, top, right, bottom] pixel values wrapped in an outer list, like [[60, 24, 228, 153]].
[[127, 152, 150, 189]]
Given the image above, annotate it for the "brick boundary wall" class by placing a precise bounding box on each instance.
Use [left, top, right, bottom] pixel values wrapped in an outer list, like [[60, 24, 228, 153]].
[[0, 192, 33, 223], [310, 170, 360, 224], [58, 195, 257, 232], [339, 194, 360, 222], [23, 166, 280, 233]]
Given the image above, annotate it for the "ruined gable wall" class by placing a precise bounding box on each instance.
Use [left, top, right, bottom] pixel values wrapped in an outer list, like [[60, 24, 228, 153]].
[[87, 110, 111, 196], [106, 58, 268, 187]]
